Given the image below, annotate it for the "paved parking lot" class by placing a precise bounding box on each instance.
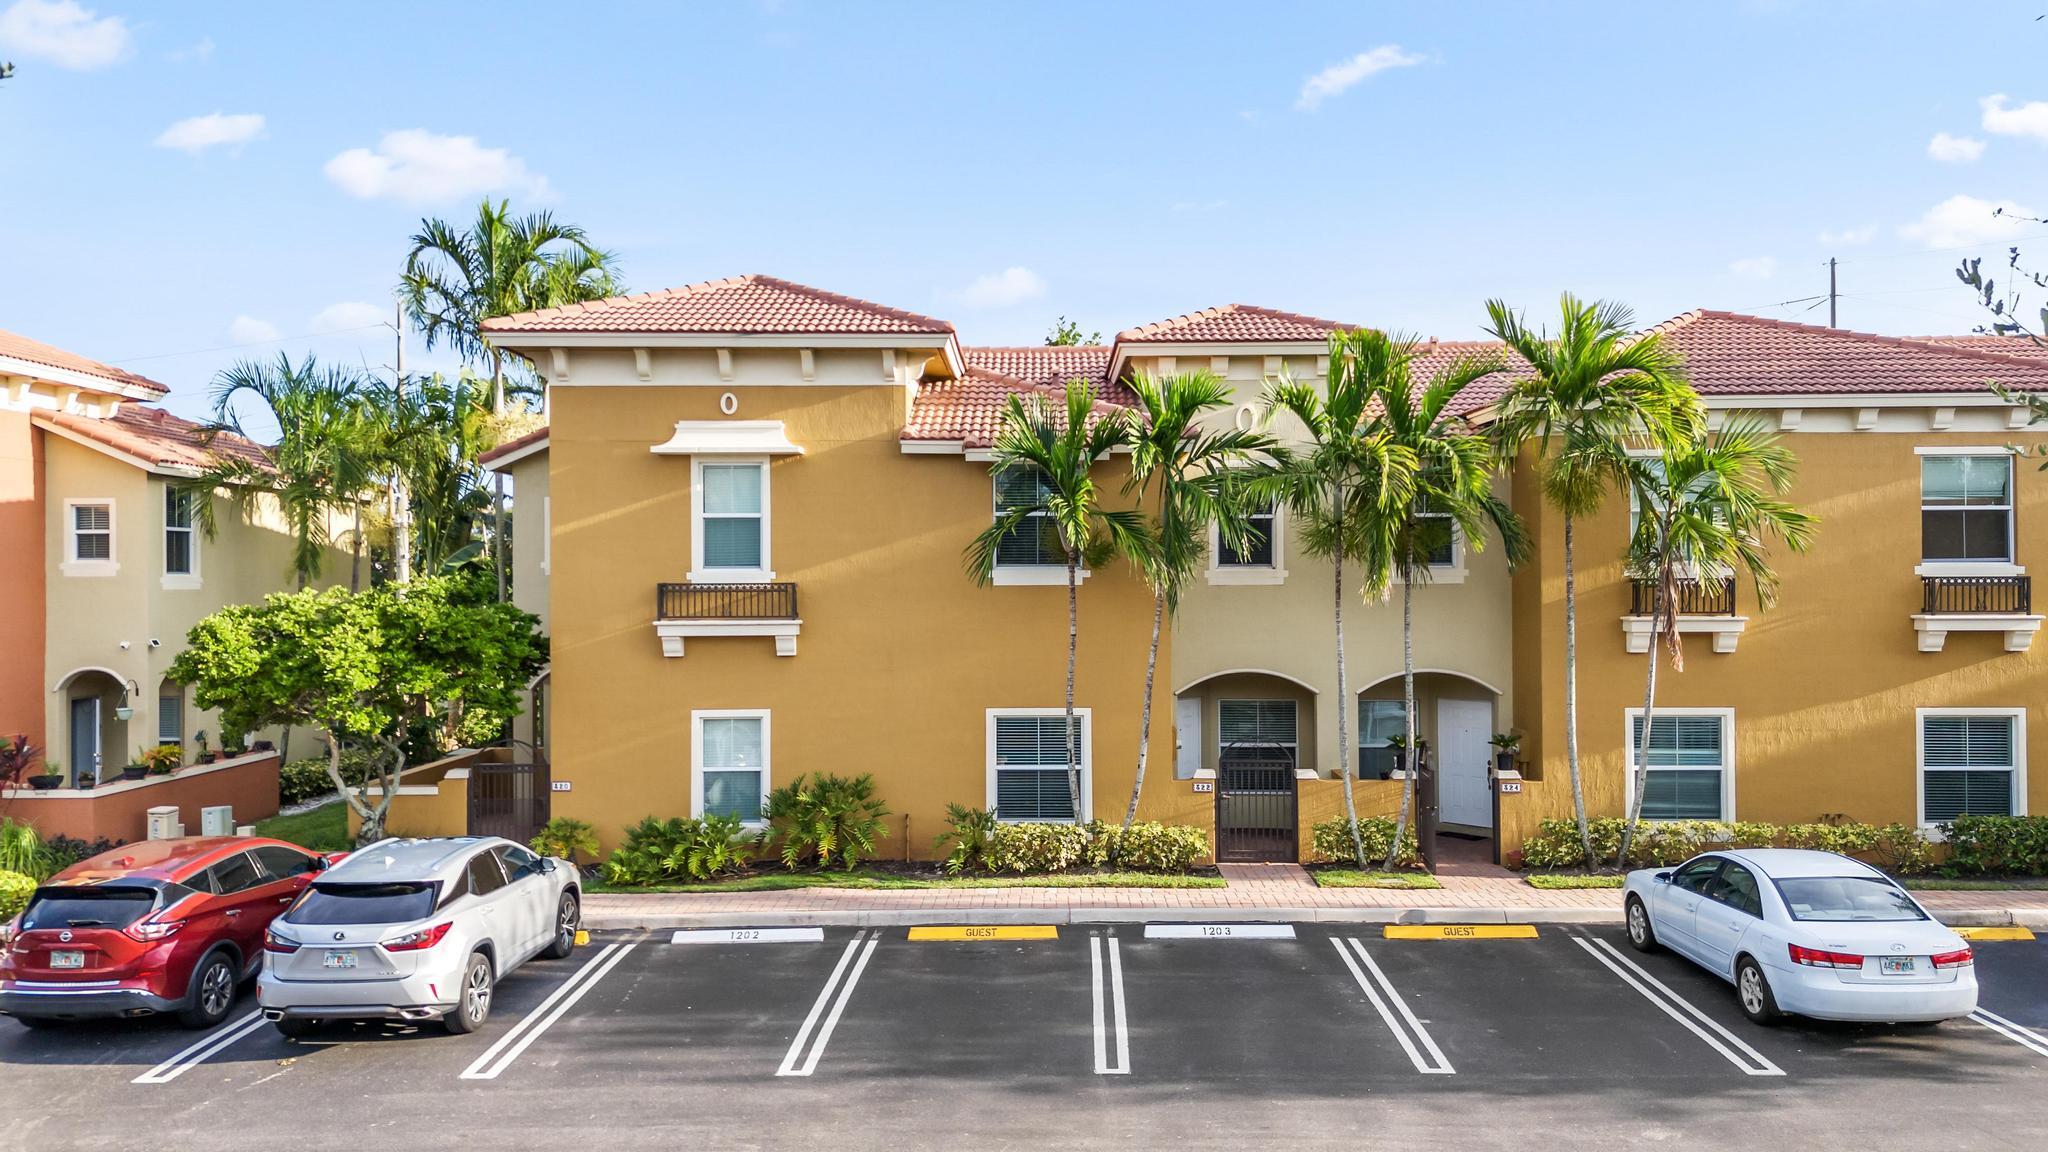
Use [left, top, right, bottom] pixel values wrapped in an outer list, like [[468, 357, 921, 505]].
[[3, 924, 2045, 1151]]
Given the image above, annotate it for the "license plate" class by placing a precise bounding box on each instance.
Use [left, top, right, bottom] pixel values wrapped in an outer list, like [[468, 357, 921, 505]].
[[49, 951, 84, 969], [322, 950, 358, 969], [1881, 956, 1914, 975]]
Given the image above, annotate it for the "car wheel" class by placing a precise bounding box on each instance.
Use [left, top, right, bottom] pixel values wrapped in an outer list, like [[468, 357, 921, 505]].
[[1736, 956, 1781, 1025], [274, 1017, 319, 1040], [177, 951, 238, 1030], [443, 952, 494, 1035], [1625, 896, 1658, 953], [540, 892, 580, 960]]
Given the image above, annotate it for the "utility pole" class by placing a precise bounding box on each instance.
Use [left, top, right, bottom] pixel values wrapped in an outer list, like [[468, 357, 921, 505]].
[[391, 301, 413, 583], [1828, 258, 1838, 328]]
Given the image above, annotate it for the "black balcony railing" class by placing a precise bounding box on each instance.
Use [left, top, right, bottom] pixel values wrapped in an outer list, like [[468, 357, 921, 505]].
[[1921, 575, 2031, 615], [1629, 576, 1737, 616], [657, 582, 799, 620]]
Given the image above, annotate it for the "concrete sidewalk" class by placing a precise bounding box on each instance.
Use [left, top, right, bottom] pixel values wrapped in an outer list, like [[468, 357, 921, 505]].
[[582, 872, 2048, 930]]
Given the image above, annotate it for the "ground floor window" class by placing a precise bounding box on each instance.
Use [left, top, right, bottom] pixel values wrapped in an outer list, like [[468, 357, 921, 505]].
[[157, 677, 184, 749], [1919, 710, 2022, 824], [988, 710, 1087, 822], [1627, 710, 1731, 820], [694, 710, 769, 824], [1358, 699, 1407, 779], [1219, 699, 1296, 767]]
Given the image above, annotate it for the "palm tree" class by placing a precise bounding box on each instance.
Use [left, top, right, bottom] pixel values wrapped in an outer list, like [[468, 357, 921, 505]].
[[965, 381, 1153, 820], [1351, 334, 1531, 869], [187, 353, 380, 589], [1486, 297, 1700, 870], [1615, 416, 1816, 866], [1258, 332, 1417, 868], [1118, 371, 1272, 830]]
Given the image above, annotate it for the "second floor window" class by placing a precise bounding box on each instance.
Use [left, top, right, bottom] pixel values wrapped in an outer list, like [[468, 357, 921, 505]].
[[994, 467, 1060, 566], [699, 462, 765, 571], [1414, 493, 1456, 567], [1922, 454, 2012, 563], [1218, 502, 1276, 567], [71, 503, 112, 561], [165, 489, 195, 576]]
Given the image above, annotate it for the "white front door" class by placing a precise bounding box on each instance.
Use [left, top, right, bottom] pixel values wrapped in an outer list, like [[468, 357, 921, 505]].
[[1435, 698, 1493, 828], [1174, 696, 1203, 779]]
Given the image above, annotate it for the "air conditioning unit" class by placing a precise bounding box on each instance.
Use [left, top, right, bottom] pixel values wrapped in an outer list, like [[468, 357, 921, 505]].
[[200, 806, 235, 837], [146, 806, 181, 841]]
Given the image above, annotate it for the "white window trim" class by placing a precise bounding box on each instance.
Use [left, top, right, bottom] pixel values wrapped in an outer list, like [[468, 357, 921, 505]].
[[62, 497, 117, 578], [161, 486, 201, 590], [540, 495, 551, 577], [1916, 448, 2017, 571], [989, 470, 1090, 585], [1622, 707, 1736, 823], [1207, 506, 1287, 585], [1390, 523, 1467, 585], [985, 706, 1092, 823], [688, 457, 774, 584], [1915, 706, 2027, 830], [691, 708, 771, 828]]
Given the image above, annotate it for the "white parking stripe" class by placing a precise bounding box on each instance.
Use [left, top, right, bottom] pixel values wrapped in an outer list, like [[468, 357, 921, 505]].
[[132, 1010, 268, 1084], [1330, 938, 1454, 1074], [670, 928, 824, 944], [1971, 1009, 2048, 1058], [777, 932, 878, 1077], [459, 941, 637, 1081], [1573, 936, 1785, 1077], [1091, 936, 1130, 1075], [1143, 924, 1296, 940]]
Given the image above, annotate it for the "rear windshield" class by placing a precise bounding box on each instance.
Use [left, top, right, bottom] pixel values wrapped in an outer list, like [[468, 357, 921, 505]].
[[287, 882, 437, 926], [1775, 876, 1927, 922], [21, 886, 160, 931]]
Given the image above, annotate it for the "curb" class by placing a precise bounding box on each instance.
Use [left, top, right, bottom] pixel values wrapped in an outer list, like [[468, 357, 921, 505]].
[[583, 905, 1629, 931]]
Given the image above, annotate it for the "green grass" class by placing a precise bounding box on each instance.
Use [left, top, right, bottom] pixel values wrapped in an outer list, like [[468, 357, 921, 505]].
[[1526, 874, 1626, 890], [254, 801, 350, 853], [1310, 870, 1444, 890], [1903, 877, 2048, 891], [586, 869, 1227, 894]]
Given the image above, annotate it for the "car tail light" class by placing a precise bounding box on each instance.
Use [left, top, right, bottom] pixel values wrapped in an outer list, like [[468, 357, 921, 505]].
[[1931, 947, 1974, 969], [1788, 943, 1865, 969], [123, 916, 184, 943], [263, 930, 301, 955], [381, 922, 453, 952]]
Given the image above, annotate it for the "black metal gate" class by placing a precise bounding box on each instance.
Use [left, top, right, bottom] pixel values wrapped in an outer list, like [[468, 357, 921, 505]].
[[1215, 742, 1298, 862], [468, 758, 551, 842]]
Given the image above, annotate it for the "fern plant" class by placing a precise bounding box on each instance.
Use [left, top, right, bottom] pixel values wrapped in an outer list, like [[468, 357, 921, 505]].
[[530, 817, 601, 867], [0, 818, 50, 880], [600, 815, 755, 885], [764, 773, 889, 871], [933, 804, 1000, 874]]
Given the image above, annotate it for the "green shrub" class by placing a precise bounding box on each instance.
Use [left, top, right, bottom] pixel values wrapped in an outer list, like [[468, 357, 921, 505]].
[[1308, 817, 1424, 869], [764, 773, 889, 871], [42, 835, 119, 876], [987, 822, 1091, 873], [1519, 817, 1945, 875], [1782, 822, 1879, 855], [278, 751, 378, 807], [600, 815, 755, 885], [0, 818, 50, 880], [1105, 822, 1210, 872], [0, 869, 33, 921], [1942, 815, 2048, 876], [934, 804, 1000, 875], [1872, 823, 1938, 876], [531, 817, 600, 866]]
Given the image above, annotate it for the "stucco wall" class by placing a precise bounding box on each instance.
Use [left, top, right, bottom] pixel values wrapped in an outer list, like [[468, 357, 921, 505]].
[[0, 409, 46, 754], [1, 751, 279, 844]]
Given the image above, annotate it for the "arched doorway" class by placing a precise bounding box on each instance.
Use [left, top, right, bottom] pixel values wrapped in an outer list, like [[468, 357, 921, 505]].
[[1175, 669, 1317, 862], [1357, 670, 1504, 870], [53, 668, 129, 786]]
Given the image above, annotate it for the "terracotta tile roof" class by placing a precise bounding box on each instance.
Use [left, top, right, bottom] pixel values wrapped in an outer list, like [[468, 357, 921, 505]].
[[1637, 311, 2048, 396], [960, 345, 1135, 406], [0, 328, 168, 395], [1116, 303, 1352, 344], [477, 424, 550, 467], [1915, 334, 2048, 360], [480, 274, 955, 336], [903, 367, 1130, 448], [40, 406, 271, 473]]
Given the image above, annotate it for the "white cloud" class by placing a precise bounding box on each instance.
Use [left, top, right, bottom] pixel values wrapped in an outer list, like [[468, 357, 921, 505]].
[[309, 301, 387, 335], [1295, 45, 1424, 111], [1817, 226, 1876, 246], [0, 0, 131, 70], [168, 36, 214, 63], [154, 112, 265, 154], [1900, 194, 2039, 248], [955, 267, 1047, 309], [323, 129, 549, 204], [1728, 256, 1777, 280], [1981, 94, 2048, 143], [229, 315, 281, 345], [1928, 132, 1986, 163]]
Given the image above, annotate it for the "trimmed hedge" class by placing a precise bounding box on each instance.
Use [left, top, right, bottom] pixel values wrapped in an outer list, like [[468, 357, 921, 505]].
[[1307, 817, 1424, 869], [1521, 817, 1937, 874], [0, 869, 34, 921], [934, 811, 1211, 875], [278, 752, 378, 808], [1945, 815, 2048, 876]]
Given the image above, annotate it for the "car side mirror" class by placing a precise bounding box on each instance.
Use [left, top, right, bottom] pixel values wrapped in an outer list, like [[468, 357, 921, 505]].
[[539, 858, 557, 874], [1653, 871, 1672, 883], [308, 856, 328, 872]]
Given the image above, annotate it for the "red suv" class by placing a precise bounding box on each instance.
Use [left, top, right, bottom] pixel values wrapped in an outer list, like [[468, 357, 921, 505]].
[[1, 837, 329, 1029]]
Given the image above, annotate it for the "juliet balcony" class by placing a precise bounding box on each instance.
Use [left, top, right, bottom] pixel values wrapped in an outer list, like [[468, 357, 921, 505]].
[[1621, 576, 1749, 655], [654, 581, 802, 658], [1912, 574, 2041, 653]]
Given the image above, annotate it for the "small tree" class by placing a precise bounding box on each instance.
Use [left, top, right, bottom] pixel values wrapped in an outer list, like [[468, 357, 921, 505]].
[[1045, 317, 1102, 346], [168, 576, 547, 844]]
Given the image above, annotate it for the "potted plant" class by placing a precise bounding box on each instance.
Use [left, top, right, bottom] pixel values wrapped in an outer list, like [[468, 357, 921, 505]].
[[0, 734, 39, 788], [75, 770, 96, 788], [223, 733, 247, 758], [28, 758, 64, 791], [194, 730, 216, 765], [1489, 731, 1522, 775], [251, 739, 275, 753], [141, 744, 183, 777]]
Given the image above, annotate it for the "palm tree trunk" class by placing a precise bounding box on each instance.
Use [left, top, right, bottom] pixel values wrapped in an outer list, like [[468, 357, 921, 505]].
[[1335, 510, 1366, 869], [1617, 517, 1674, 868], [1065, 549, 1082, 822], [349, 503, 363, 592], [1564, 512, 1594, 869], [1124, 587, 1164, 830], [1387, 573, 1418, 870]]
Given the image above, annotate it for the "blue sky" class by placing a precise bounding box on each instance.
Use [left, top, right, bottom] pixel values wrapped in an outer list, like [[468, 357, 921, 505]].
[[4, 0, 2048, 426]]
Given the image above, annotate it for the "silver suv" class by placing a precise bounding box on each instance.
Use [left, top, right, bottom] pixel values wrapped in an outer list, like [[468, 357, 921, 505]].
[[257, 836, 580, 1037]]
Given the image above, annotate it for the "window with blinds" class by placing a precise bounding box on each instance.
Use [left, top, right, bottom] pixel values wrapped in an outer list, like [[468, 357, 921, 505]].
[[699, 714, 766, 822], [1220, 700, 1296, 747], [1630, 713, 1728, 820], [1922, 455, 2012, 562], [700, 463, 765, 570], [165, 489, 195, 575], [993, 467, 1061, 567], [992, 713, 1082, 821], [1921, 714, 2016, 822], [157, 679, 184, 747], [72, 503, 111, 561]]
